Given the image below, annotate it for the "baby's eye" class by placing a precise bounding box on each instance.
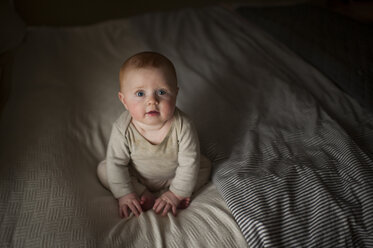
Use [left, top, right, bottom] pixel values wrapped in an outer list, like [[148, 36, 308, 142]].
[[136, 91, 145, 97], [157, 89, 167, 96]]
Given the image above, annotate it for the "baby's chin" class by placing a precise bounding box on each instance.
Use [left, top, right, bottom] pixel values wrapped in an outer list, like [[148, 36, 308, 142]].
[[133, 115, 167, 126], [143, 117, 170, 126]]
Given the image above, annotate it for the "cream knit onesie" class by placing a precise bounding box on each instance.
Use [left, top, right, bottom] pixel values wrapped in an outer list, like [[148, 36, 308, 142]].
[[97, 108, 211, 199]]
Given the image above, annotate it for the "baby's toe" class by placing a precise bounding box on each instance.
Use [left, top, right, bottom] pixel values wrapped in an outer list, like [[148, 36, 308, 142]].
[[178, 198, 191, 209]]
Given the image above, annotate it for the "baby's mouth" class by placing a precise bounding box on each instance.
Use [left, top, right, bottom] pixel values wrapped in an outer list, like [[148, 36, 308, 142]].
[[146, 110, 160, 116]]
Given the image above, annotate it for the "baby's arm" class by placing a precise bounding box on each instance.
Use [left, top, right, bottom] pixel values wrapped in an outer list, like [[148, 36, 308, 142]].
[[106, 121, 142, 217], [154, 112, 200, 216], [169, 114, 200, 201]]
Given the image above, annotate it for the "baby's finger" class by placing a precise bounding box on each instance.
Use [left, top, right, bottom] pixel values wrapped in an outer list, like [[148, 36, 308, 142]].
[[133, 200, 143, 215], [155, 200, 167, 214], [122, 205, 129, 218], [153, 198, 161, 211], [128, 203, 140, 217], [172, 205, 177, 217], [162, 203, 171, 216]]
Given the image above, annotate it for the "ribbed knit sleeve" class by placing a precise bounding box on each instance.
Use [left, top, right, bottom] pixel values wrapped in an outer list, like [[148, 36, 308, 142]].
[[106, 113, 134, 198], [169, 110, 200, 198]]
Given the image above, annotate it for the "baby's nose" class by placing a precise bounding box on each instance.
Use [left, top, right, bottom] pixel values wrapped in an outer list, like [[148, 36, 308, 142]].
[[146, 94, 159, 105]]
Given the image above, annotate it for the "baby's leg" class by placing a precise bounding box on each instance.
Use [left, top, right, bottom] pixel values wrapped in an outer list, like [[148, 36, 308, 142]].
[[140, 189, 155, 211], [97, 160, 110, 189]]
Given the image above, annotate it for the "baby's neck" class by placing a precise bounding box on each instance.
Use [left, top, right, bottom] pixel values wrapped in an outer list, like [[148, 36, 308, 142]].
[[132, 119, 173, 145]]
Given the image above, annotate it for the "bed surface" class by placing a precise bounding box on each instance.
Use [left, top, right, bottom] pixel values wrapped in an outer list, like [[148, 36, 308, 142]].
[[1, 4, 373, 247], [0, 11, 248, 247]]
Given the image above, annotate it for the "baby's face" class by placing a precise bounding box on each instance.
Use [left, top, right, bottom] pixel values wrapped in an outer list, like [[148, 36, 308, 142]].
[[119, 67, 178, 128]]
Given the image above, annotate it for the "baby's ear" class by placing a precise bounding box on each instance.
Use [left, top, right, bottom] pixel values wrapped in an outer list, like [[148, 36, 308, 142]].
[[118, 92, 128, 110]]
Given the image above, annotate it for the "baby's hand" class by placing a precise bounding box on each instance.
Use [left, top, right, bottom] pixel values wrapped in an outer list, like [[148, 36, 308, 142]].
[[118, 193, 142, 218], [153, 190, 182, 216]]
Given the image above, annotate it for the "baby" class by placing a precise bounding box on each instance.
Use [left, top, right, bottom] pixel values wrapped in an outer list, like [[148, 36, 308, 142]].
[[97, 51, 211, 218]]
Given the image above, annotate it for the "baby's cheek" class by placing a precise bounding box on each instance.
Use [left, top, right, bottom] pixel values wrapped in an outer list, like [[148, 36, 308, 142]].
[[132, 111, 145, 121], [162, 101, 176, 116], [128, 105, 145, 120]]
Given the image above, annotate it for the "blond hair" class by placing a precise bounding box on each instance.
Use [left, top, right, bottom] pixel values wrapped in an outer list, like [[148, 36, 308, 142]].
[[119, 51, 177, 91]]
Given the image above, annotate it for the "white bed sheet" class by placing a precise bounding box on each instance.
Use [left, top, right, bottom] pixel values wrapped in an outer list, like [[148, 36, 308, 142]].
[[0, 11, 247, 248]]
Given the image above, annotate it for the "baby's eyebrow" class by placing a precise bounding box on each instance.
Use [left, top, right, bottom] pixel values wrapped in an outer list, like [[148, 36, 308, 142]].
[[132, 86, 145, 90]]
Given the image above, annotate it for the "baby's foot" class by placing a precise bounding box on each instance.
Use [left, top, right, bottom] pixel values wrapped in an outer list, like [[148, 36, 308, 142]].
[[177, 197, 191, 209], [140, 190, 155, 211]]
